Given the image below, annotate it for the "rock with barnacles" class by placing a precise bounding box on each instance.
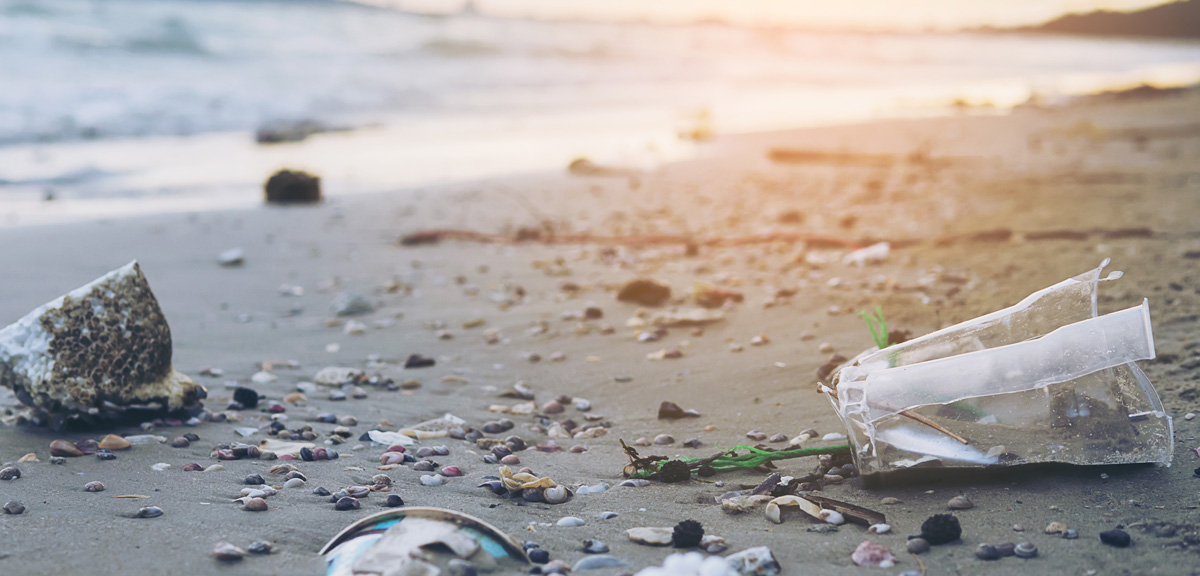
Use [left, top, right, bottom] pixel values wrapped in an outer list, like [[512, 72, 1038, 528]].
[[0, 262, 204, 428]]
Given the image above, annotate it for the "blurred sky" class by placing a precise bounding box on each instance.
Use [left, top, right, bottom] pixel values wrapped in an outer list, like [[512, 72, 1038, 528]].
[[355, 0, 1174, 30]]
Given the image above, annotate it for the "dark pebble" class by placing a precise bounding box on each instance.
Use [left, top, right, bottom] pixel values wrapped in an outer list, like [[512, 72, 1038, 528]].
[[385, 494, 404, 507], [183, 433, 201, 442], [432, 445, 451, 456], [1100, 529, 1132, 548], [416, 447, 434, 458], [96, 449, 116, 461], [528, 549, 550, 564], [3, 501, 24, 515], [335, 497, 361, 511], [313, 487, 331, 496], [404, 354, 436, 369], [504, 437, 526, 452], [683, 438, 703, 448], [975, 544, 1001, 560], [300, 447, 314, 461], [245, 474, 265, 485], [919, 514, 962, 545], [233, 387, 259, 409], [0, 467, 20, 481], [482, 422, 504, 434]]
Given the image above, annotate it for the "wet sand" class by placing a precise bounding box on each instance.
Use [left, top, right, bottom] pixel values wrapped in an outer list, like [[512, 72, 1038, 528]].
[[2, 88, 1200, 575]]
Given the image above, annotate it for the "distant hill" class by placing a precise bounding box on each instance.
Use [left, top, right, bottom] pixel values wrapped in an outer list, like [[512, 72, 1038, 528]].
[[1010, 0, 1200, 39]]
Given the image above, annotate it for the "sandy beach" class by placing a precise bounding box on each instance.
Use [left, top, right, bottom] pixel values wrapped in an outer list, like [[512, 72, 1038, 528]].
[[2, 84, 1200, 576]]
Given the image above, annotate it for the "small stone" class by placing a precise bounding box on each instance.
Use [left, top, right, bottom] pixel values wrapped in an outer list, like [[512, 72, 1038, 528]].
[[556, 516, 585, 527], [404, 354, 436, 369], [420, 474, 447, 486], [136, 506, 164, 518], [768, 433, 787, 443], [441, 466, 463, 477], [243, 498, 268, 512], [947, 495, 974, 510], [880, 497, 902, 505], [172, 437, 191, 448], [284, 478, 305, 489], [818, 342, 835, 354], [1100, 529, 1132, 548], [528, 549, 550, 564], [335, 497, 361, 511], [995, 542, 1016, 557], [332, 291, 374, 317], [542, 400, 565, 414], [616, 278, 671, 307], [0, 467, 20, 481], [975, 544, 1001, 561], [653, 434, 675, 445], [745, 430, 768, 441], [683, 438, 703, 448], [1045, 521, 1067, 534], [245, 474, 265, 485], [213, 541, 245, 561], [627, 527, 674, 546], [84, 481, 105, 492], [1062, 528, 1079, 540], [1013, 524, 1024, 532], [3, 501, 25, 515], [339, 415, 359, 427], [570, 445, 587, 453], [95, 449, 116, 461], [906, 538, 930, 555], [247, 541, 272, 555], [385, 494, 404, 507]]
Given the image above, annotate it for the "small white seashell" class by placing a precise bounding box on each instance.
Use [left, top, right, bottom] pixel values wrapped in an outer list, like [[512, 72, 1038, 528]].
[[284, 478, 305, 489], [821, 432, 847, 441], [556, 516, 585, 527], [819, 509, 845, 525], [544, 485, 571, 504], [576, 483, 609, 495], [765, 502, 782, 524], [868, 523, 891, 534], [204, 464, 225, 472], [420, 474, 447, 486], [151, 463, 170, 472]]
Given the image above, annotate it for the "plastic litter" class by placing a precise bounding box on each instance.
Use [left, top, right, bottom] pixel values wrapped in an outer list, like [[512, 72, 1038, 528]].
[[321, 507, 529, 576], [822, 259, 1172, 478]]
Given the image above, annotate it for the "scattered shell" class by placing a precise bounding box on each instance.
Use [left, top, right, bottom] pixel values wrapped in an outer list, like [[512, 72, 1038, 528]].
[[1044, 521, 1067, 534], [880, 497, 902, 506], [84, 481, 105, 492], [1062, 529, 1079, 540], [385, 494, 404, 507], [819, 510, 845, 525], [441, 466, 463, 477], [821, 432, 846, 441], [653, 434, 675, 445], [1014, 542, 1038, 558], [136, 506, 164, 518], [17, 453, 38, 463], [98, 434, 132, 450], [50, 440, 83, 457], [542, 485, 572, 504], [975, 544, 1001, 561], [247, 541, 273, 555], [573, 555, 627, 571], [995, 542, 1016, 557], [420, 474, 447, 486], [0, 467, 19, 481], [947, 495, 974, 510], [335, 497, 360, 511], [852, 541, 896, 568], [204, 464, 225, 473], [907, 538, 930, 555], [576, 483, 609, 495], [284, 478, 305, 489], [619, 479, 650, 488], [213, 542, 245, 562], [627, 527, 674, 546], [597, 511, 619, 520], [556, 516, 585, 527], [868, 524, 891, 534], [243, 498, 268, 512], [151, 463, 171, 472], [3, 501, 25, 515]]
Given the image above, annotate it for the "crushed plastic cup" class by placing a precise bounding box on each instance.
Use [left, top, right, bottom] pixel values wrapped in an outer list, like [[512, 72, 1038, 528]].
[[822, 259, 1172, 479]]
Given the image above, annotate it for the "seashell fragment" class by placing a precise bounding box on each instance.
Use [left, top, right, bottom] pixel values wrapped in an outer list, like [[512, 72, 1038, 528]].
[[544, 485, 572, 504], [573, 555, 626, 571], [851, 541, 896, 568], [0, 262, 204, 425], [556, 516, 585, 527], [98, 434, 131, 450], [627, 527, 674, 546], [49, 440, 82, 457]]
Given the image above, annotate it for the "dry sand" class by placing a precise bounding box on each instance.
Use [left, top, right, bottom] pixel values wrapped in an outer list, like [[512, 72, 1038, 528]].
[[2, 88, 1200, 575]]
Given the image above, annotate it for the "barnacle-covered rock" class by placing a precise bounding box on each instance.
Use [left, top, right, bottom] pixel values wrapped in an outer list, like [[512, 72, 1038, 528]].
[[0, 261, 204, 427]]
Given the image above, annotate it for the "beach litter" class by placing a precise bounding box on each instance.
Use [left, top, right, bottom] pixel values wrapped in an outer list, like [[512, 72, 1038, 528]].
[[0, 261, 205, 428], [822, 259, 1172, 480], [320, 507, 530, 576]]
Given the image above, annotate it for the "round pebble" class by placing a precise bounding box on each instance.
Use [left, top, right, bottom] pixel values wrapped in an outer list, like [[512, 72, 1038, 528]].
[[653, 434, 675, 445], [3, 501, 25, 515], [556, 516, 585, 527], [313, 487, 331, 496], [84, 481, 105, 492], [284, 478, 306, 489], [245, 474, 265, 485], [906, 538, 930, 554], [0, 467, 21, 481], [1100, 529, 1132, 548], [385, 494, 404, 507], [371, 474, 392, 487], [335, 497, 361, 511], [528, 549, 550, 564]]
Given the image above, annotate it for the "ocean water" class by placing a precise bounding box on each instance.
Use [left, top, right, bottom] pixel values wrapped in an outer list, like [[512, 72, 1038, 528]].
[[2, 0, 1200, 225]]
